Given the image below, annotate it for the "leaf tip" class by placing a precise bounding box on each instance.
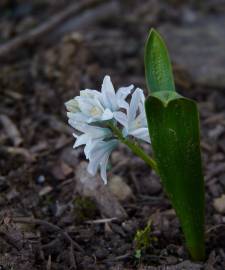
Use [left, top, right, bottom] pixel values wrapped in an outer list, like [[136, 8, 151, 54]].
[[144, 28, 175, 93], [146, 28, 164, 46]]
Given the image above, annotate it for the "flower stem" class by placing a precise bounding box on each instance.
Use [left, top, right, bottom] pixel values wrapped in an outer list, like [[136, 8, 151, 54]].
[[108, 123, 158, 173]]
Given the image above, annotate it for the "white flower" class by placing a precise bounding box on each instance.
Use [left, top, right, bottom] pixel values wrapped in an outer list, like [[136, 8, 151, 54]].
[[65, 98, 80, 113], [69, 122, 112, 159], [65, 75, 133, 124], [99, 75, 133, 111], [114, 88, 150, 143], [87, 139, 118, 184], [65, 75, 150, 184]]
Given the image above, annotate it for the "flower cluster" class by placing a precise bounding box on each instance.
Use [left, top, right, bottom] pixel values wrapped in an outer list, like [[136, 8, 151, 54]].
[[65, 75, 150, 183]]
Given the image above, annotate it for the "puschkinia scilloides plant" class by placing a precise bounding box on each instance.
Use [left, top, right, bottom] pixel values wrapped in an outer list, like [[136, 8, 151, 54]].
[[65, 29, 205, 262], [65, 76, 157, 183]]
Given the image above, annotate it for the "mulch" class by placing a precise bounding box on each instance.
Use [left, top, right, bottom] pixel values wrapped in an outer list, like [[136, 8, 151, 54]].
[[0, 0, 225, 269]]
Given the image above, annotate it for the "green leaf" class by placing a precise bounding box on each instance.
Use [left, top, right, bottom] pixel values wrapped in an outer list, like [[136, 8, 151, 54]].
[[145, 95, 205, 261], [134, 249, 142, 259], [135, 223, 152, 251], [144, 29, 175, 93]]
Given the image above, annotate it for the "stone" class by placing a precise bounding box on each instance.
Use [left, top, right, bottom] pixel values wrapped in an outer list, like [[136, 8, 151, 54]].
[[38, 186, 53, 197], [208, 182, 222, 197], [166, 256, 178, 265], [208, 125, 225, 139], [76, 162, 127, 219], [213, 194, 225, 213], [108, 175, 134, 202], [95, 248, 109, 259], [140, 175, 162, 195]]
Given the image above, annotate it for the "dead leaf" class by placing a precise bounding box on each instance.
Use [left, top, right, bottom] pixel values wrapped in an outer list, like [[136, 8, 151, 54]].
[[0, 114, 23, 146]]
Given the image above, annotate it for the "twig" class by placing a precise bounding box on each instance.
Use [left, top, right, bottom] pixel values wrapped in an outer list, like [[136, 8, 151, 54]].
[[46, 255, 52, 270], [12, 217, 84, 252], [1, 146, 36, 162], [103, 253, 132, 262], [85, 217, 118, 224], [69, 245, 77, 270], [206, 224, 225, 235], [42, 238, 60, 250], [0, 0, 104, 57]]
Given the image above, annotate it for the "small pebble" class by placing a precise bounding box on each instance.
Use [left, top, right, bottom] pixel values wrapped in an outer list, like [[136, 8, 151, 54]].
[[213, 194, 225, 213], [39, 185, 52, 196], [108, 175, 134, 202], [166, 256, 178, 265], [95, 248, 108, 259], [208, 183, 222, 197], [36, 175, 45, 184]]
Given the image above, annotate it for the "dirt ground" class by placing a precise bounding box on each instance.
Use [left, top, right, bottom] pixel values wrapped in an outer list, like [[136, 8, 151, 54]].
[[0, 0, 225, 269]]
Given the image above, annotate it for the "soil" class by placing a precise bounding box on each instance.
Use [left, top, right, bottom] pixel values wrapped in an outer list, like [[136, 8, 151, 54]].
[[0, 0, 225, 269]]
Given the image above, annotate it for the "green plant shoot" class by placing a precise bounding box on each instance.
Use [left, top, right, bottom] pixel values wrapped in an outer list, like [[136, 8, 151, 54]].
[[144, 29, 205, 261], [134, 223, 152, 257]]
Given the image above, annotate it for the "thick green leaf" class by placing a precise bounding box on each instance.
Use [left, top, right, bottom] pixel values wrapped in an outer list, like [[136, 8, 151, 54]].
[[145, 29, 175, 93], [145, 94, 205, 261]]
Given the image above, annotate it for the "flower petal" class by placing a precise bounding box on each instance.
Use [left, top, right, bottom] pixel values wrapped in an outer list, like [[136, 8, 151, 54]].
[[80, 89, 101, 99], [76, 96, 104, 118], [67, 112, 89, 124], [129, 127, 151, 143], [84, 139, 99, 159], [87, 154, 102, 175], [101, 108, 114, 121], [128, 112, 147, 132], [122, 127, 128, 137], [74, 134, 89, 148], [75, 124, 111, 138], [114, 111, 128, 128], [116, 85, 134, 109], [87, 139, 118, 179], [65, 99, 80, 112], [116, 85, 133, 99], [101, 75, 117, 111], [128, 88, 143, 124], [100, 153, 111, 184]]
